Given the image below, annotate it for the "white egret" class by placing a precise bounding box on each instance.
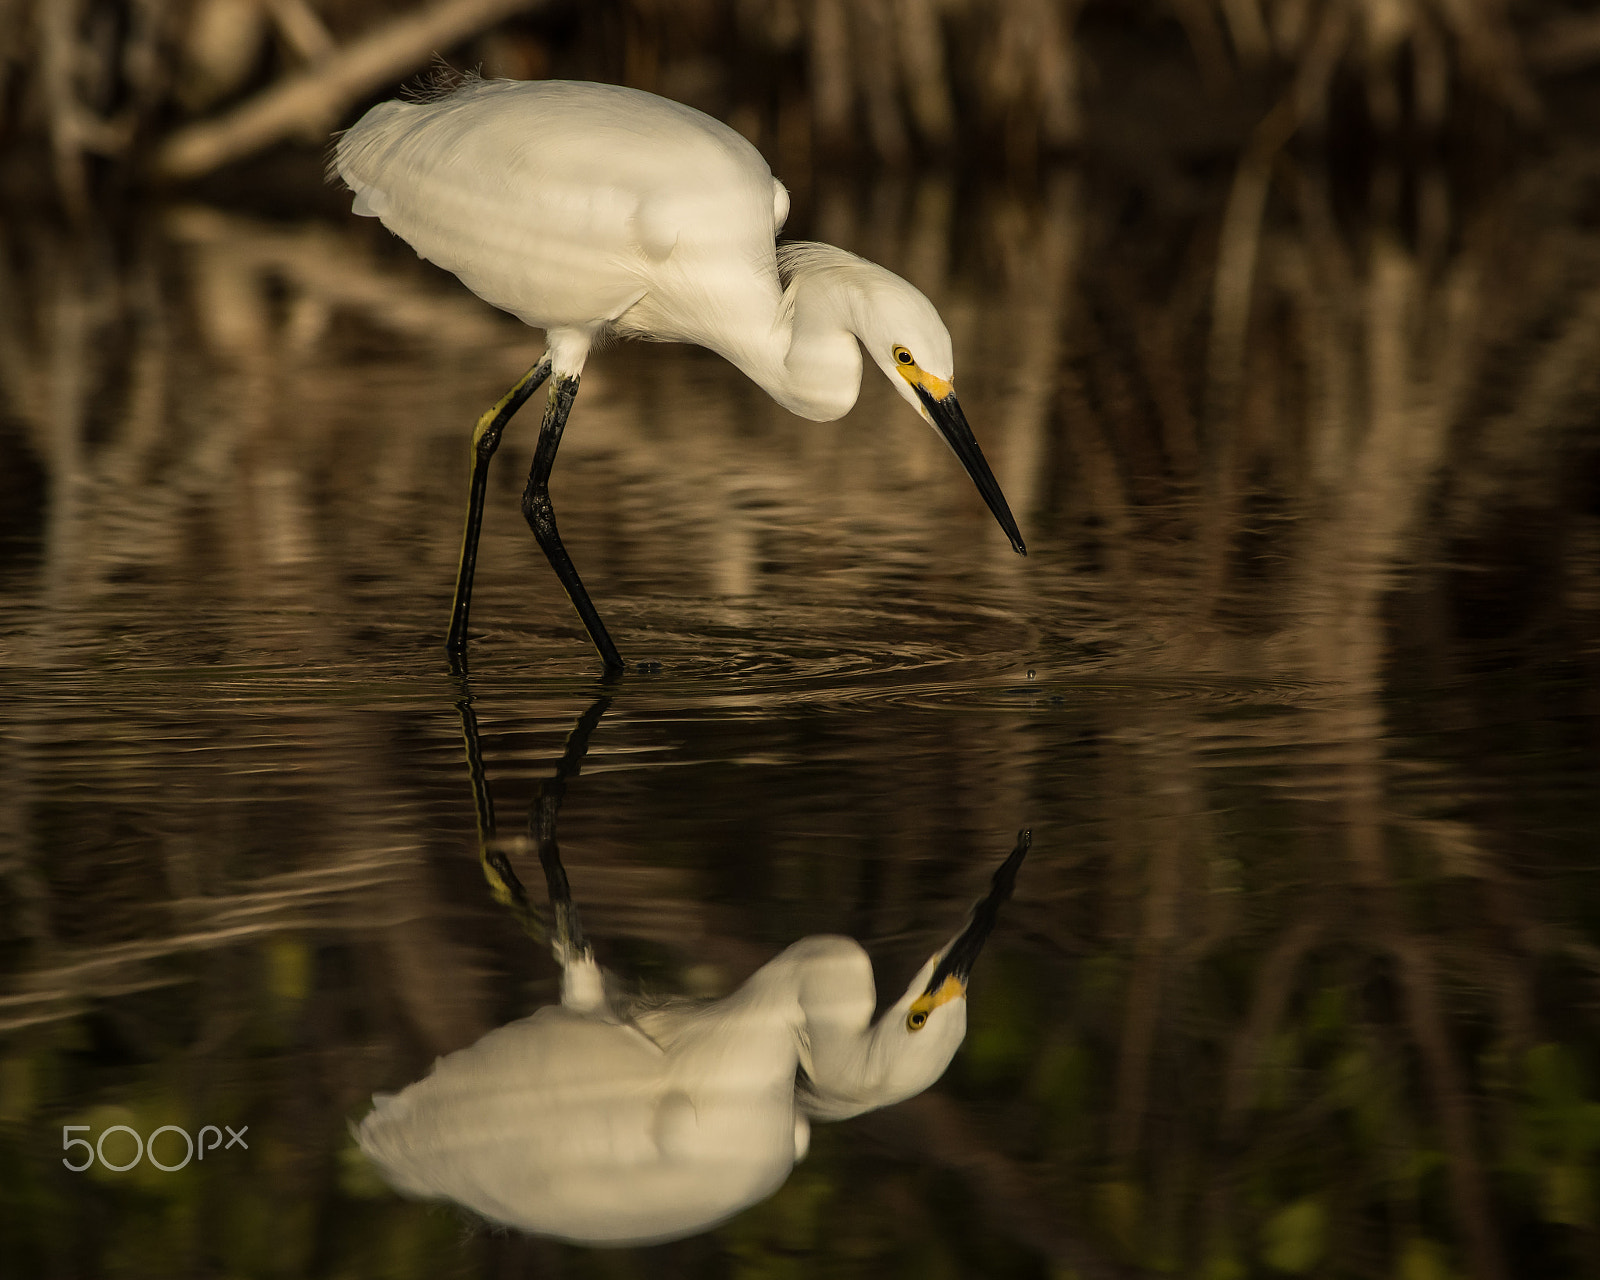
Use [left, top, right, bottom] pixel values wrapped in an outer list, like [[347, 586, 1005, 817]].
[[334, 77, 1027, 672], [356, 829, 1030, 1246]]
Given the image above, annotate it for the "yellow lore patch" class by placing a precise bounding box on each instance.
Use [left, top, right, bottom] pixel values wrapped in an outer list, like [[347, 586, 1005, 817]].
[[897, 363, 954, 402], [905, 973, 966, 1031]]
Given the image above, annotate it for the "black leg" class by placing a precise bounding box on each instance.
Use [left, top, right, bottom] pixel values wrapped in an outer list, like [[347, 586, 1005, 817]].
[[446, 355, 552, 665], [521, 374, 625, 671]]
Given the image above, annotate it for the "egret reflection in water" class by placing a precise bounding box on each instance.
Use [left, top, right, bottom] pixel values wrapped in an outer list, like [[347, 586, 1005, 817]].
[[355, 695, 1030, 1245]]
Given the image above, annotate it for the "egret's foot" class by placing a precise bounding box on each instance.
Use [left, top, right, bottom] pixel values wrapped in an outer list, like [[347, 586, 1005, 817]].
[[596, 658, 662, 684]]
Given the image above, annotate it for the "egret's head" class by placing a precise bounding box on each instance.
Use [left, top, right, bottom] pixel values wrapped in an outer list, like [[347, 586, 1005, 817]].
[[870, 951, 971, 1103], [776, 245, 1022, 554], [879, 828, 1032, 1097], [798, 833, 1030, 1122], [849, 273, 955, 416], [852, 267, 1027, 557], [800, 951, 968, 1121]]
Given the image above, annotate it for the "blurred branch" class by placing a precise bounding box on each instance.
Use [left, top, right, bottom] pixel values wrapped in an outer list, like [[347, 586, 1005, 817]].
[[264, 0, 338, 64], [865, 1093, 1154, 1280], [156, 0, 553, 180], [1528, 14, 1600, 73], [1390, 932, 1509, 1280], [1222, 913, 1326, 1124], [1207, 0, 1348, 424], [163, 205, 512, 343]]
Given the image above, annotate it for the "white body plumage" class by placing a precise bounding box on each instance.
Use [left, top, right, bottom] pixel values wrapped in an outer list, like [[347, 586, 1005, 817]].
[[356, 938, 967, 1246]]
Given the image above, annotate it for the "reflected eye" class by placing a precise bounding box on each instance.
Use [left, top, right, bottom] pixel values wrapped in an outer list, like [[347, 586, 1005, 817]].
[[893, 346, 914, 366], [906, 1008, 929, 1031]]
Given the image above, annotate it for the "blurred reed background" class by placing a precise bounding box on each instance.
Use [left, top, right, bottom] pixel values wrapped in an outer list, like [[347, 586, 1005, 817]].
[[3, 3, 1600, 1279], [1, 0, 1598, 207]]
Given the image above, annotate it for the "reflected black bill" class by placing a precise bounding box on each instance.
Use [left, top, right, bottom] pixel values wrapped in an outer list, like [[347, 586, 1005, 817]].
[[925, 829, 1031, 994], [915, 384, 1027, 555]]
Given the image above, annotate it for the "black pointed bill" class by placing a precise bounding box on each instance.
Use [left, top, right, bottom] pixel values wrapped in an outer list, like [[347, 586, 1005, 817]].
[[922, 829, 1031, 1000], [914, 383, 1027, 555]]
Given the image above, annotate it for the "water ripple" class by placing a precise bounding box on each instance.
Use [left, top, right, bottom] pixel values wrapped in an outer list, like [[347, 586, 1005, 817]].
[[2, 592, 1327, 719]]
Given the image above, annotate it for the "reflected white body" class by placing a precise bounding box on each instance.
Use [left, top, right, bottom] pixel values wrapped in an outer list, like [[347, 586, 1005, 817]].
[[357, 936, 967, 1246], [334, 78, 957, 422]]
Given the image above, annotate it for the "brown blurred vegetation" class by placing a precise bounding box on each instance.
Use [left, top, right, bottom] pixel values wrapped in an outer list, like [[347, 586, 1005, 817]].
[[3, 0, 1600, 215], [3, 3, 1600, 1279]]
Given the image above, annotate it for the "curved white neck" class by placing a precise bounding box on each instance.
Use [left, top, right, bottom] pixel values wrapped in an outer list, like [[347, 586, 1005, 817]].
[[719, 244, 868, 423]]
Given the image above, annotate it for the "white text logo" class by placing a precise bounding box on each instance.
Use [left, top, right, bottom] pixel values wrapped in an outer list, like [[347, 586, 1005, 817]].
[[62, 1123, 248, 1172]]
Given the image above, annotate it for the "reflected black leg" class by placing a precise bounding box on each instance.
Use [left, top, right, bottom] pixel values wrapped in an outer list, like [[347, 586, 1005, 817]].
[[457, 687, 543, 941], [521, 374, 625, 672], [457, 685, 611, 951], [446, 354, 552, 666], [530, 696, 611, 960]]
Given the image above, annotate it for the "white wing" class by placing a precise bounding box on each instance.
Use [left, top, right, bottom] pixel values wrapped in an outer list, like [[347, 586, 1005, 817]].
[[336, 79, 784, 338]]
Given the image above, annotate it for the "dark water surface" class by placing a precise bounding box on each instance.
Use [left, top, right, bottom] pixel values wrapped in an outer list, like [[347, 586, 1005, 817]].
[[2, 157, 1600, 1279]]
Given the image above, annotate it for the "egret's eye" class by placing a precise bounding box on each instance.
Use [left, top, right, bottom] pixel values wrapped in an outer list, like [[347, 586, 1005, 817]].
[[906, 1008, 929, 1031], [893, 346, 914, 366]]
